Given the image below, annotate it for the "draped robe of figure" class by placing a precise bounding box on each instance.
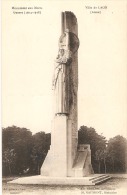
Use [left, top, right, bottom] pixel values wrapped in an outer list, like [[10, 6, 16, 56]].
[[53, 29, 72, 115]]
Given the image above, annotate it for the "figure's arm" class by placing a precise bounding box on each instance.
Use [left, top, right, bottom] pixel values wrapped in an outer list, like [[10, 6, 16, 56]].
[[52, 63, 62, 89]]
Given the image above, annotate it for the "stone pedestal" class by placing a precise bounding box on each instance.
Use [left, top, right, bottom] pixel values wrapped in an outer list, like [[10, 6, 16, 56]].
[[41, 115, 68, 177], [41, 114, 94, 177]]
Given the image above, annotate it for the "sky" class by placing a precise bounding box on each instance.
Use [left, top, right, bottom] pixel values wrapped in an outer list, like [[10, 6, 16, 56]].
[[2, 0, 127, 139]]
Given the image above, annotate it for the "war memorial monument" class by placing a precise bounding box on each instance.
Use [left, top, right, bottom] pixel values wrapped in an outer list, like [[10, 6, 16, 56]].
[[10, 11, 110, 185]]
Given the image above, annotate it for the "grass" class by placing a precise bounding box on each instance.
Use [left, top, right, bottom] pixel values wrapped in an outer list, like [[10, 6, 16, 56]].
[[2, 175, 127, 195]]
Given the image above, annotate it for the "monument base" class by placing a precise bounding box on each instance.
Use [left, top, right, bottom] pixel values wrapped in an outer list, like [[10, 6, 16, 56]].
[[8, 174, 111, 185], [41, 114, 94, 177], [41, 143, 94, 177], [41, 115, 69, 177]]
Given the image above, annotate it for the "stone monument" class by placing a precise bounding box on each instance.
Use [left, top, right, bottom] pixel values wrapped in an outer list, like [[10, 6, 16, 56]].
[[41, 11, 94, 177], [9, 11, 111, 185]]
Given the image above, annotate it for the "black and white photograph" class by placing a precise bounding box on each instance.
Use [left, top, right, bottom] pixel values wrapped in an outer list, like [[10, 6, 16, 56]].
[[2, 0, 127, 194]]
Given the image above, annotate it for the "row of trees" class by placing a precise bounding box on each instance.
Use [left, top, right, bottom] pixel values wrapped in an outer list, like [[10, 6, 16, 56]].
[[78, 126, 127, 173], [2, 126, 51, 176], [2, 125, 127, 176]]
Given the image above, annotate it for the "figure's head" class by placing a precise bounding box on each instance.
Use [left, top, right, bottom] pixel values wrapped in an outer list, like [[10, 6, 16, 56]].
[[59, 49, 64, 56]]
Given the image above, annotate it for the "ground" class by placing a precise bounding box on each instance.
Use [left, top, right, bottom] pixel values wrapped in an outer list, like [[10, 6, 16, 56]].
[[2, 175, 127, 195]]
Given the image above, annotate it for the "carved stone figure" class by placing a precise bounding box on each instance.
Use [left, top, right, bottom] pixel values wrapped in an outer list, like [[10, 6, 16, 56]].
[[53, 29, 72, 114]]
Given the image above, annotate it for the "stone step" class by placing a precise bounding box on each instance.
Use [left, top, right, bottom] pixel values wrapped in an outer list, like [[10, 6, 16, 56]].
[[94, 176, 111, 185], [89, 174, 108, 181], [90, 174, 105, 180], [91, 175, 111, 185]]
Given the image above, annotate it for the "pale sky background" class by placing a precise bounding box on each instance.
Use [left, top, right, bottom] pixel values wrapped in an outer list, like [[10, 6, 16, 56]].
[[2, 0, 127, 140]]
